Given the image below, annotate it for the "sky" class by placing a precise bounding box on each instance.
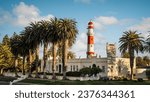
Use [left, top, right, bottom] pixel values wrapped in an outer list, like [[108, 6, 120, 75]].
[[0, 0, 150, 58]]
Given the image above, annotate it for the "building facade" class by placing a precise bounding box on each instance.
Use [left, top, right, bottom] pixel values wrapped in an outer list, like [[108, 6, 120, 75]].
[[41, 21, 136, 78]]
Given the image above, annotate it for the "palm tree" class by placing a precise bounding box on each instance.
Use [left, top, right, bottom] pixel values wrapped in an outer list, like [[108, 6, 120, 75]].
[[28, 21, 42, 78], [39, 20, 50, 79], [19, 33, 29, 75], [119, 30, 144, 80], [10, 32, 21, 77], [59, 18, 78, 80], [67, 51, 76, 59], [144, 34, 150, 53], [49, 17, 61, 79], [24, 26, 35, 77]]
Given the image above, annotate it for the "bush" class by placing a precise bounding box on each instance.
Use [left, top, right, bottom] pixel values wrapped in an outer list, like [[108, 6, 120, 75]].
[[66, 71, 81, 77], [91, 67, 102, 76], [137, 78, 143, 82], [146, 70, 150, 80], [123, 77, 128, 81], [100, 77, 109, 81], [79, 67, 92, 76]]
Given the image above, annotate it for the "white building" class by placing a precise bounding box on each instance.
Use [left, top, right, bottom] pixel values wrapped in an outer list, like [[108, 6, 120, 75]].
[[41, 21, 137, 78]]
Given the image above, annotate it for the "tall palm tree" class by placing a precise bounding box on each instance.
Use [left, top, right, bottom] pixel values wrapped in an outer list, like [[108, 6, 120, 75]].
[[19, 33, 29, 75], [144, 34, 150, 53], [59, 18, 78, 80], [10, 32, 21, 77], [49, 17, 61, 79], [39, 20, 50, 79], [28, 21, 42, 78], [119, 30, 144, 80], [24, 26, 35, 77]]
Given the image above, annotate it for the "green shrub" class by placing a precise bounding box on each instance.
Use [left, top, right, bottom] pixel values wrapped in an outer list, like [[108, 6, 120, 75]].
[[66, 71, 81, 77], [137, 78, 143, 82], [91, 67, 102, 76], [79, 67, 92, 76], [146, 70, 150, 80]]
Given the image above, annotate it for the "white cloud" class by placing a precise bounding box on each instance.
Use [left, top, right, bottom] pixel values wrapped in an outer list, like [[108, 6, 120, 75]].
[[12, 2, 54, 26], [129, 18, 150, 32], [71, 33, 87, 57], [0, 10, 12, 25], [93, 16, 118, 30], [71, 30, 106, 58], [0, 2, 54, 26], [128, 18, 150, 38]]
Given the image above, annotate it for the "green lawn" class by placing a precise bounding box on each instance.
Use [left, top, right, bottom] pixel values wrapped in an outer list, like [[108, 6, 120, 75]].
[[1, 76, 150, 85], [0, 76, 17, 82], [19, 78, 150, 85]]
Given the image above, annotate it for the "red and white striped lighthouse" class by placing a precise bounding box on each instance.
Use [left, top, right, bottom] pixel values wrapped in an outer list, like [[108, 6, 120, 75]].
[[87, 20, 95, 58]]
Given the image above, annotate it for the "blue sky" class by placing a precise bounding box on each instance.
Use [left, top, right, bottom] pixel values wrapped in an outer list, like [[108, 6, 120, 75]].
[[0, 0, 150, 58]]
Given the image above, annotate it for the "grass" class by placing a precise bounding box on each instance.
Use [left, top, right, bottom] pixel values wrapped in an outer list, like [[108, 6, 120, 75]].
[[0, 76, 17, 82], [19, 78, 150, 85], [1, 76, 150, 85]]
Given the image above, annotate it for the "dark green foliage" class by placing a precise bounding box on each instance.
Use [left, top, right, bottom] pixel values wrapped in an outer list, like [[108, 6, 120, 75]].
[[136, 56, 150, 67], [122, 77, 128, 81], [30, 60, 41, 73], [66, 71, 81, 77], [137, 78, 143, 82], [79, 67, 102, 76], [91, 67, 102, 76], [79, 67, 92, 76], [146, 70, 150, 79]]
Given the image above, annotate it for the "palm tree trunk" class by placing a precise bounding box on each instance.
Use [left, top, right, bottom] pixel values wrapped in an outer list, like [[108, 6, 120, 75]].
[[43, 43, 48, 79], [28, 49, 32, 77], [14, 56, 19, 77], [22, 55, 25, 75], [63, 39, 68, 80], [52, 42, 57, 79], [35, 45, 40, 78], [129, 49, 134, 80]]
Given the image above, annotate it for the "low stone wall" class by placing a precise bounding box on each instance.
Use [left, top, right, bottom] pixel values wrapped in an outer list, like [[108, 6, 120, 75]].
[[3, 72, 101, 81]]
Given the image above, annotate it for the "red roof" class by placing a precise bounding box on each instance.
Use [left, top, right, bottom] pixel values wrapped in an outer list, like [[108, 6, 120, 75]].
[[88, 21, 93, 25]]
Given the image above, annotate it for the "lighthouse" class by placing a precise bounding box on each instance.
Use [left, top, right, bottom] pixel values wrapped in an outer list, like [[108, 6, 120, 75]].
[[87, 21, 95, 58]]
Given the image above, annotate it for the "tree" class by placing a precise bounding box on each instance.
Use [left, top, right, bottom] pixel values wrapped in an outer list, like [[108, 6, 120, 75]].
[[10, 32, 21, 77], [136, 56, 144, 67], [18, 33, 29, 75], [67, 51, 76, 59], [59, 18, 78, 80], [122, 51, 130, 58], [0, 35, 13, 75], [49, 17, 61, 79], [144, 34, 150, 53], [39, 20, 50, 78], [2, 35, 10, 46], [119, 30, 144, 80], [143, 56, 150, 66], [23, 26, 35, 77], [28, 21, 42, 78]]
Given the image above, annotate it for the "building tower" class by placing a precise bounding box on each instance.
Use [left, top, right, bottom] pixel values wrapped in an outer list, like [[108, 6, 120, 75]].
[[106, 43, 116, 64], [87, 21, 95, 58]]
